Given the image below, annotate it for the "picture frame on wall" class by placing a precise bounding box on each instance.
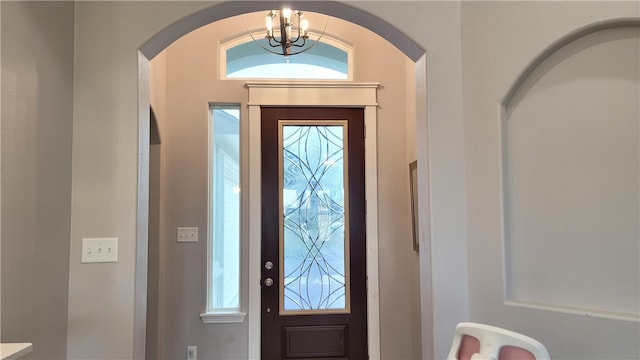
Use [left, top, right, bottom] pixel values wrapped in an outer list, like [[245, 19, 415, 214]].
[[409, 160, 419, 251]]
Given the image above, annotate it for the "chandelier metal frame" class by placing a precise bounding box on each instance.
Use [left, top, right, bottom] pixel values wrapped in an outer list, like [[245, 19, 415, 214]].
[[245, 8, 328, 57]]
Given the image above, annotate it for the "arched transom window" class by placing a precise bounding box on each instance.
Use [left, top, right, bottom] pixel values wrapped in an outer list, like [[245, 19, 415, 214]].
[[221, 33, 352, 80]]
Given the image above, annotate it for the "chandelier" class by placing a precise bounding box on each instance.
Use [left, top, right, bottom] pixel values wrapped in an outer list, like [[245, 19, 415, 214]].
[[246, 8, 326, 56]]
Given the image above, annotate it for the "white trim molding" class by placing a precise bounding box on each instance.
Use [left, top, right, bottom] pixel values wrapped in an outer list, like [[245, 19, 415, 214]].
[[246, 81, 380, 359], [200, 311, 247, 324]]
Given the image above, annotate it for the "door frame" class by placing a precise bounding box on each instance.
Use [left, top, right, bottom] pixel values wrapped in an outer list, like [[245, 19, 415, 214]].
[[247, 82, 380, 359]]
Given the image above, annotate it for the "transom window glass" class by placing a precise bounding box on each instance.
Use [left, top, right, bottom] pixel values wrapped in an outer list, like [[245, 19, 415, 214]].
[[223, 38, 351, 80]]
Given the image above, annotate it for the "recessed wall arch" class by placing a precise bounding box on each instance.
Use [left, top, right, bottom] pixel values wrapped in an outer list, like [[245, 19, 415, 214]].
[[136, 1, 427, 359], [500, 19, 640, 321], [502, 17, 640, 107]]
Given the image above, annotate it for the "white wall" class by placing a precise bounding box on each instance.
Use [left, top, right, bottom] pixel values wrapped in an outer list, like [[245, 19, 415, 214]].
[[154, 22, 249, 359], [1, 2, 74, 358], [462, 2, 639, 359], [67, 2, 211, 358]]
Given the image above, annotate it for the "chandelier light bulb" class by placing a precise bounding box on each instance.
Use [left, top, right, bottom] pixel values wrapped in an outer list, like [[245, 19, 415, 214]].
[[265, 15, 274, 37], [282, 8, 292, 24], [254, 8, 326, 56]]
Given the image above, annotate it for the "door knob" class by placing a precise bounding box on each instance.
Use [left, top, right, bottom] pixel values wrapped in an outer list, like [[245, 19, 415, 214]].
[[263, 277, 274, 287]]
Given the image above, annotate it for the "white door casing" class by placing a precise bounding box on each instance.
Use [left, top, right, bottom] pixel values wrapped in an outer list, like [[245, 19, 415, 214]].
[[246, 82, 380, 359]]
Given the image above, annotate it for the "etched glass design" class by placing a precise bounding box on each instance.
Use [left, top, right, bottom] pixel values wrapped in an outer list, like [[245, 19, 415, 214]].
[[280, 122, 350, 313]]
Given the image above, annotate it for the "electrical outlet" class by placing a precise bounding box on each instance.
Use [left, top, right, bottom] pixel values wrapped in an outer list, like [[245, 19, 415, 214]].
[[81, 238, 118, 263], [177, 227, 198, 242], [187, 346, 197, 360]]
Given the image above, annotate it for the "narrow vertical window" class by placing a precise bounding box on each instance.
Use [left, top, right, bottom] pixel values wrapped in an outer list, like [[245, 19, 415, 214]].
[[203, 104, 242, 321]]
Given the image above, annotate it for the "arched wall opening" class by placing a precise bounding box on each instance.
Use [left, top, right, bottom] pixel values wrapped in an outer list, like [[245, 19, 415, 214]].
[[135, 2, 430, 359]]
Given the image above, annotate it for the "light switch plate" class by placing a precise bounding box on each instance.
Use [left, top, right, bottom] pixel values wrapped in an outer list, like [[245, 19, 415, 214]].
[[82, 238, 118, 263], [177, 227, 198, 242], [187, 345, 197, 360]]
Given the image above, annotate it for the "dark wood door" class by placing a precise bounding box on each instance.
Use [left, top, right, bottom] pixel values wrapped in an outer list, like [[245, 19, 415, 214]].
[[261, 107, 367, 359]]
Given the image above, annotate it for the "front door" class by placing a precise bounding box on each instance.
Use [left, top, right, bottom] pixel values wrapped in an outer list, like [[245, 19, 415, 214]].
[[261, 107, 368, 359]]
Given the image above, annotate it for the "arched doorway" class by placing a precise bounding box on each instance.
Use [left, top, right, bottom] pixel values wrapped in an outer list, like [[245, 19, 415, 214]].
[[137, 2, 428, 359]]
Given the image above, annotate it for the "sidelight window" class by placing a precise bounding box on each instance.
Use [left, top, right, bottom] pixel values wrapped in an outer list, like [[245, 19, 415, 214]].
[[201, 104, 244, 323]]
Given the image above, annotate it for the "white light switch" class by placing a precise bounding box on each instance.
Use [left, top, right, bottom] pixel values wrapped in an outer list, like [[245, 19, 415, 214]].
[[187, 345, 197, 360], [81, 238, 118, 263], [177, 227, 198, 242]]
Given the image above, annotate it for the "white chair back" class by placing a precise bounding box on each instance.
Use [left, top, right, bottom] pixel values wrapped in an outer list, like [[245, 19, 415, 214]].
[[447, 322, 550, 360]]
